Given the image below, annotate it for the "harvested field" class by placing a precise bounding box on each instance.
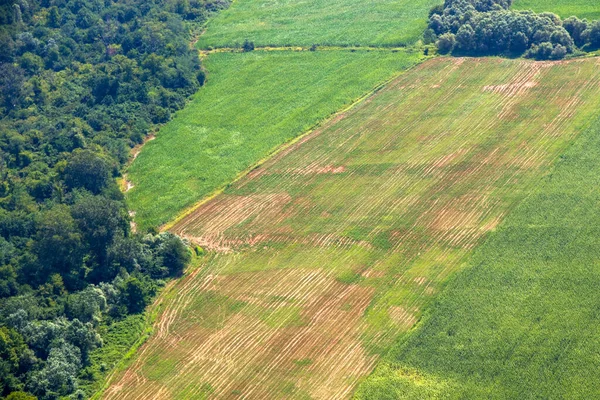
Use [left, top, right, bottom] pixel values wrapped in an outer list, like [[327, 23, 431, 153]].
[[126, 50, 422, 231], [104, 57, 600, 399], [355, 79, 600, 400]]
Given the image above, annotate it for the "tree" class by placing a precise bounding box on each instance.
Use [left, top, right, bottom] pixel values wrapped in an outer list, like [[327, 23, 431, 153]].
[[65, 319, 102, 363], [563, 16, 588, 47], [550, 44, 567, 60], [550, 29, 574, 51], [583, 20, 600, 48], [106, 235, 145, 275], [437, 33, 456, 54], [0, 327, 27, 397], [47, 6, 60, 28], [32, 205, 84, 288], [427, 0, 579, 58], [63, 151, 111, 194], [71, 194, 127, 271], [29, 342, 81, 398], [455, 24, 475, 51], [527, 41, 554, 60], [0, 64, 25, 110], [155, 233, 190, 277], [123, 277, 150, 313], [509, 31, 528, 54], [66, 286, 107, 323]]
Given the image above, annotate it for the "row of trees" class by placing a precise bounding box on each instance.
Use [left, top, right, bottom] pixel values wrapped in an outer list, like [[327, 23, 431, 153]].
[[427, 0, 600, 59], [0, 0, 224, 398]]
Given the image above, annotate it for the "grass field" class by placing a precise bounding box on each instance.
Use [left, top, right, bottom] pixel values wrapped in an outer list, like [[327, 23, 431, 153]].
[[126, 50, 423, 231], [196, 0, 440, 48], [355, 96, 600, 400], [105, 57, 600, 399], [512, 0, 600, 19]]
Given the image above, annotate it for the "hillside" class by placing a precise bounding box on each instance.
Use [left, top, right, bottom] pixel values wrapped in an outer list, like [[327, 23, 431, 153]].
[[357, 98, 600, 399], [127, 50, 423, 231], [105, 56, 600, 399], [3, 0, 600, 398]]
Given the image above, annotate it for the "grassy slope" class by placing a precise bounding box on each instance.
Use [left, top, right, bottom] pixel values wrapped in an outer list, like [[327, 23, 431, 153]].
[[354, 102, 600, 398], [512, 0, 600, 20], [127, 50, 422, 231], [196, 0, 439, 48], [107, 58, 600, 399]]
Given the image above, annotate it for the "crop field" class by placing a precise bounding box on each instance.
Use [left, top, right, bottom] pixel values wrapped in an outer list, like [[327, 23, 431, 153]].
[[512, 0, 600, 19], [355, 96, 600, 399], [126, 50, 422, 231], [104, 57, 600, 399], [196, 0, 440, 48]]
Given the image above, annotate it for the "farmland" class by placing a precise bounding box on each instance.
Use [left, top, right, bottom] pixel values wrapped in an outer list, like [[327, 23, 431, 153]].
[[126, 50, 423, 231], [196, 0, 439, 48], [355, 98, 600, 400], [105, 57, 600, 399], [512, 0, 600, 19]]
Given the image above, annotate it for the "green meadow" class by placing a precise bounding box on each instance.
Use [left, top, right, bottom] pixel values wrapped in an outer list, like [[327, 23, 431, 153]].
[[512, 0, 600, 19], [126, 50, 422, 231], [196, 0, 440, 48], [355, 113, 600, 398]]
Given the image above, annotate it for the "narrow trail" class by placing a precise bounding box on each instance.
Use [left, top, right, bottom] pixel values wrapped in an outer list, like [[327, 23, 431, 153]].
[[198, 44, 423, 57]]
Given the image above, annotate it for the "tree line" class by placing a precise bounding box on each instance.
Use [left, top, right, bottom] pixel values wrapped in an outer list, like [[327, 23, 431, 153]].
[[0, 0, 228, 398], [426, 0, 600, 59]]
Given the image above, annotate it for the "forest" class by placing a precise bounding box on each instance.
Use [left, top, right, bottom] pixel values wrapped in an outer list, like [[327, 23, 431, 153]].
[[428, 0, 600, 59], [0, 0, 228, 398]]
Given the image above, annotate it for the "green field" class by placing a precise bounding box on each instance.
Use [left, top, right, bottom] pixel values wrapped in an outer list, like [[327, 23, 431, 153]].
[[126, 50, 422, 231], [106, 57, 600, 399], [512, 0, 600, 19], [355, 110, 600, 399], [196, 0, 440, 48]]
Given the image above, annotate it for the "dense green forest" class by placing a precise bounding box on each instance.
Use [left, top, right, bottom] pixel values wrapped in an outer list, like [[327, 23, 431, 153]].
[[0, 0, 228, 398], [427, 0, 600, 59]]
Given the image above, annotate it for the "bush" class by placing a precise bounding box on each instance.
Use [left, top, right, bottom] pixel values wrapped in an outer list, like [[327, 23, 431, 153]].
[[526, 42, 553, 60], [242, 39, 255, 52], [437, 33, 456, 54]]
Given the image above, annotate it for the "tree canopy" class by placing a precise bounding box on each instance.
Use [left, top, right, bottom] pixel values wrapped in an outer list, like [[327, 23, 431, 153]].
[[0, 0, 225, 397], [427, 0, 600, 59]]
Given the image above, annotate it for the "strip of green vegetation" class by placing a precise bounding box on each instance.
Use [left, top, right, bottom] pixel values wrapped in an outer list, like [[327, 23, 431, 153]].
[[196, 0, 440, 48], [354, 115, 600, 398], [512, 0, 600, 20], [127, 49, 423, 231], [79, 314, 146, 395]]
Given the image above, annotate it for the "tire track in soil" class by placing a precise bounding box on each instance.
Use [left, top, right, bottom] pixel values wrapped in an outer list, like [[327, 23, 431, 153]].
[[103, 57, 600, 400]]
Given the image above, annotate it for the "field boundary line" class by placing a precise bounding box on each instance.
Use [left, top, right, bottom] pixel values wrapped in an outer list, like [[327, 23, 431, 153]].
[[199, 45, 426, 57], [161, 53, 434, 232], [88, 263, 197, 400]]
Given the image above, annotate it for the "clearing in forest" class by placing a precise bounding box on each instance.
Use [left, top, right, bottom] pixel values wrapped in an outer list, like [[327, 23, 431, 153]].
[[105, 57, 600, 399], [196, 0, 440, 48], [126, 50, 422, 231], [512, 0, 600, 19]]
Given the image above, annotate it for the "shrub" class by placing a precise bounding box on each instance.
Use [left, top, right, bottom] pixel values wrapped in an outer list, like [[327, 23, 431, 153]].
[[437, 33, 456, 54]]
